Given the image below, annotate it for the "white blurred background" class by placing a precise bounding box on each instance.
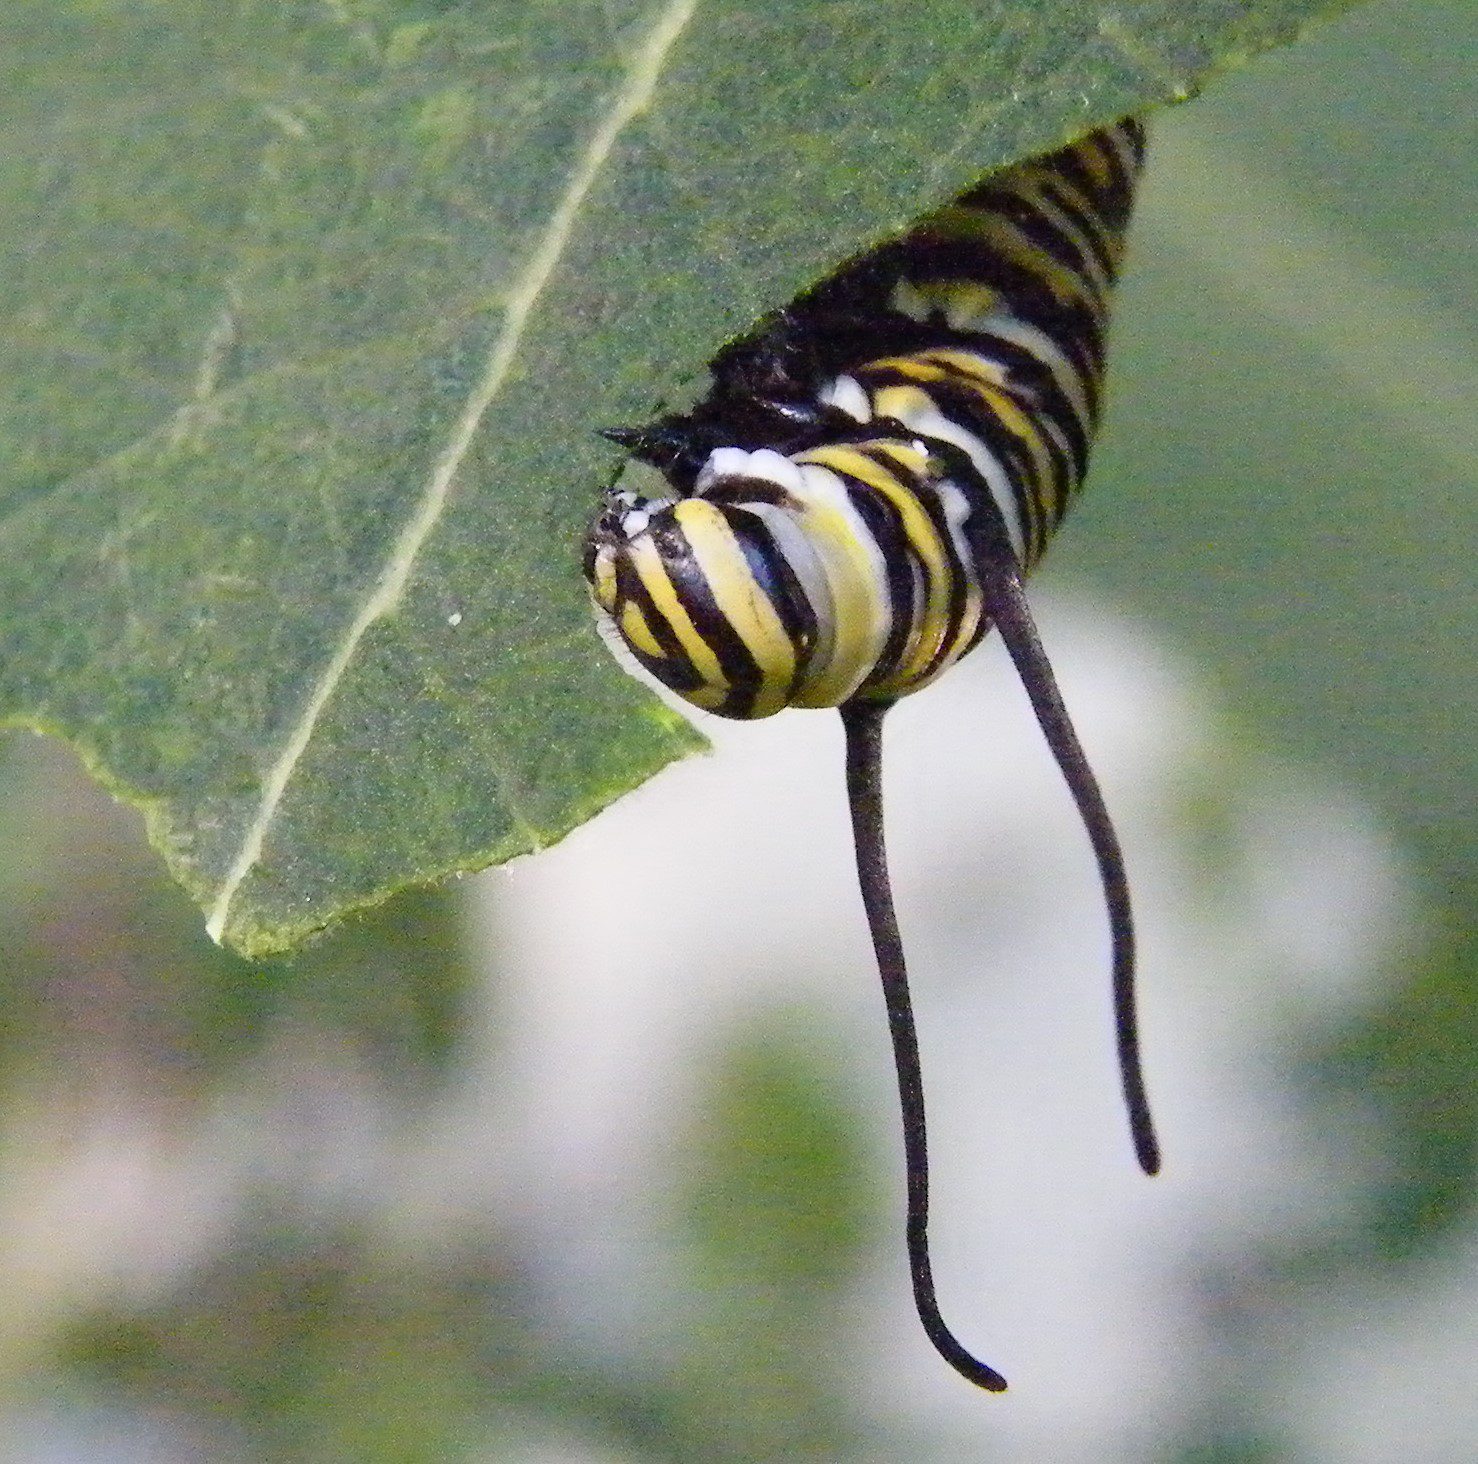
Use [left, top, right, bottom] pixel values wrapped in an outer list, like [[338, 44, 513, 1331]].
[[2, 0, 1474, 1457]]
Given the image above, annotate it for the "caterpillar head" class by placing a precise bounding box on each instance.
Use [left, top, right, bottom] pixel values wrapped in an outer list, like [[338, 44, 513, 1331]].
[[582, 450, 821, 719]]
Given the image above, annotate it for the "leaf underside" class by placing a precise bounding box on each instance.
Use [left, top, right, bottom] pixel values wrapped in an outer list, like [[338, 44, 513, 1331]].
[[0, 0, 1361, 955]]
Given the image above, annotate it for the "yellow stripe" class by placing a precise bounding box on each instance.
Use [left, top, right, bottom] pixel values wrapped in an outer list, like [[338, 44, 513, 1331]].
[[589, 551, 619, 613], [927, 198, 1095, 309], [619, 599, 665, 659], [862, 354, 952, 384], [686, 684, 727, 711], [901, 303, 1096, 437], [869, 441, 985, 697], [871, 358, 1050, 479], [919, 202, 1008, 244], [1029, 165, 1123, 268], [672, 499, 796, 717], [627, 535, 727, 690], [1007, 177, 1111, 301], [798, 442, 954, 685], [921, 196, 1106, 306], [966, 378, 1062, 555], [869, 381, 943, 422], [968, 213, 1096, 307], [908, 277, 998, 324], [781, 459, 892, 707], [866, 376, 1047, 561], [863, 349, 1012, 397], [915, 346, 1010, 388], [868, 439, 932, 475], [889, 362, 1059, 543], [863, 350, 945, 381], [1026, 163, 1101, 232], [1070, 136, 1113, 188], [940, 594, 985, 677]]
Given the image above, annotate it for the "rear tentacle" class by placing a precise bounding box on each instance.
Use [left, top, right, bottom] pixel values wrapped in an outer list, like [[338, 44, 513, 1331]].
[[975, 565, 1161, 1177], [840, 698, 1009, 1392]]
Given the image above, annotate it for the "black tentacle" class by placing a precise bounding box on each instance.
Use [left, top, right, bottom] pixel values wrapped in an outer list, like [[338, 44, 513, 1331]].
[[840, 699, 1009, 1392], [975, 563, 1161, 1176]]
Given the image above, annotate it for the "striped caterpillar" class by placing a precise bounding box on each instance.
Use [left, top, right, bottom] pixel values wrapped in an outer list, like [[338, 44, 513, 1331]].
[[584, 119, 1159, 1391]]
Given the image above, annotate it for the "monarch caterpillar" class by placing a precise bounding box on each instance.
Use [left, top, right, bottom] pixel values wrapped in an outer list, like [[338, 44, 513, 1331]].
[[583, 118, 1159, 1392]]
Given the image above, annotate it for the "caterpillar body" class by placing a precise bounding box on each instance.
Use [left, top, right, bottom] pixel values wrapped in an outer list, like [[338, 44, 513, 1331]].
[[584, 119, 1159, 1392]]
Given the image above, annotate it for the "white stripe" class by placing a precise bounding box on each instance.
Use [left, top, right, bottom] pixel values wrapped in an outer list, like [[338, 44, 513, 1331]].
[[936, 479, 976, 567], [697, 445, 807, 495], [737, 496, 836, 672], [968, 310, 1093, 431], [1024, 184, 1111, 300], [873, 395, 1027, 563], [791, 462, 893, 704], [1099, 123, 1140, 178], [818, 373, 872, 422], [886, 284, 1093, 436], [891, 278, 930, 323]]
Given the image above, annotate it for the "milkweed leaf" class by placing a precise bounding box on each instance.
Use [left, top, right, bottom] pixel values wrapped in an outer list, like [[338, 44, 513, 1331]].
[[0, 0, 1364, 954]]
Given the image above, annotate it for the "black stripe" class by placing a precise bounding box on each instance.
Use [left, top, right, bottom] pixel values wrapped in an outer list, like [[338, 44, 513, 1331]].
[[894, 232, 1088, 322], [877, 449, 979, 687], [1054, 135, 1138, 228], [926, 350, 1084, 530], [1029, 169, 1122, 284], [833, 459, 915, 689], [856, 365, 1048, 557], [612, 551, 706, 695], [723, 504, 818, 700], [647, 512, 769, 719], [1115, 117, 1147, 163], [923, 435, 1022, 574], [957, 181, 1112, 304], [943, 332, 1093, 473], [898, 302, 1103, 449]]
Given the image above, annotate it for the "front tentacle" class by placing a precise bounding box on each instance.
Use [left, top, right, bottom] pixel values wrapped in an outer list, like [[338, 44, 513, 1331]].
[[840, 698, 1009, 1392]]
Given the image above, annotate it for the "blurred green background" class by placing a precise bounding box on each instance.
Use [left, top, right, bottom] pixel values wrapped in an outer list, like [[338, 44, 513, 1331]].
[[2, 0, 1473, 1458]]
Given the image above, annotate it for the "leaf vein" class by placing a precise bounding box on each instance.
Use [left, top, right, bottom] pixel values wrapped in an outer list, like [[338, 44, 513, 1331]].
[[202, 0, 699, 944]]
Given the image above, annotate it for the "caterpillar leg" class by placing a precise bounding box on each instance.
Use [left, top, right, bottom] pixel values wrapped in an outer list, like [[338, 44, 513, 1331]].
[[840, 699, 1009, 1393]]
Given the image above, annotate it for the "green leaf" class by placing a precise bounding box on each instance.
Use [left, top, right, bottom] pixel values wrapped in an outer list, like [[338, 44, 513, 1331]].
[[0, 737, 480, 1088], [0, 0, 1363, 954]]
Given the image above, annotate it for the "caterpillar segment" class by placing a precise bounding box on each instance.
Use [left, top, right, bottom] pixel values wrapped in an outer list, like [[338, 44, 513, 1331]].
[[584, 118, 1159, 1392]]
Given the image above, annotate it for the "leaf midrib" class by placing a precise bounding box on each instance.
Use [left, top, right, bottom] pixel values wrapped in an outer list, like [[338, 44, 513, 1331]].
[[201, 0, 702, 944]]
